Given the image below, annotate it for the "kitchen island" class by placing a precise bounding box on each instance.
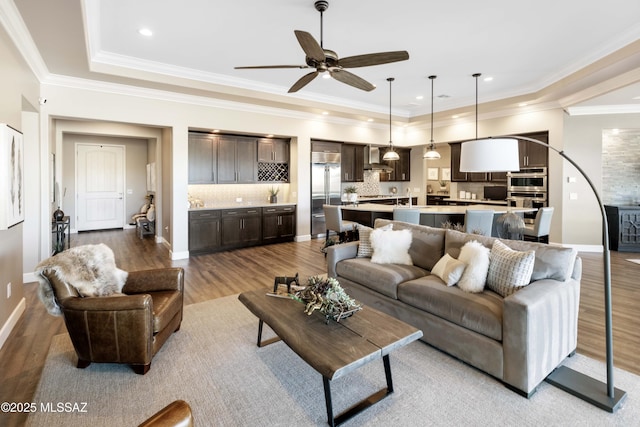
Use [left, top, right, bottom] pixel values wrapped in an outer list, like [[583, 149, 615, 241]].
[[341, 203, 536, 233]]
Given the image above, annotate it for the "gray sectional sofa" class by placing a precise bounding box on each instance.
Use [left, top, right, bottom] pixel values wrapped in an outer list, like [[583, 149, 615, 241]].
[[325, 219, 581, 396]]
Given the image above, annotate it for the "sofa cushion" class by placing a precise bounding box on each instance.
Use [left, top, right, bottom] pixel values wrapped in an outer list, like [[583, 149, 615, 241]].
[[398, 276, 504, 341], [371, 227, 413, 265], [431, 254, 466, 286], [486, 240, 535, 297], [444, 229, 577, 282], [374, 219, 446, 271], [335, 258, 427, 299]]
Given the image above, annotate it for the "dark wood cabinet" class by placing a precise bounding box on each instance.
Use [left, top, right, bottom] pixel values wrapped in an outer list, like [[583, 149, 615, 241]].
[[518, 132, 548, 168], [449, 143, 466, 182], [380, 147, 411, 181], [341, 144, 365, 182], [188, 210, 221, 253], [221, 208, 262, 248], [605, 205, 640, 252], [262, 205, 296, 243], [488, 172, 507, 182], [258, 138, 289, 163], [218, 136, 257, 183], [188, 133, 218, 184]]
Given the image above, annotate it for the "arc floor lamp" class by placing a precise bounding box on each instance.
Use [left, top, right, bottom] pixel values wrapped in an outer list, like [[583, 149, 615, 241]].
[[460, 134, 627, 412]]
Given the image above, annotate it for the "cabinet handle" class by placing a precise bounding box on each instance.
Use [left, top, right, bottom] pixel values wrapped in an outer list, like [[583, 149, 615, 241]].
[[266, 208, 276, 212]]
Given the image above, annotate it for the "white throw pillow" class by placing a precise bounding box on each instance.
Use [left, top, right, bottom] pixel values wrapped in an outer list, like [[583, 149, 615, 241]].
[[486, 240, 535, 297], [431, 253, 466, 286], [146, 204, 156, 221], [357, 223, 392, 258], [457, 240, 491, 293], [370, 228, 413, 265]]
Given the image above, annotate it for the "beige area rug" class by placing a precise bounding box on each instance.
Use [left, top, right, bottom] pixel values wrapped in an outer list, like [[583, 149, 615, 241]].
[[27, 294, 640, 426]]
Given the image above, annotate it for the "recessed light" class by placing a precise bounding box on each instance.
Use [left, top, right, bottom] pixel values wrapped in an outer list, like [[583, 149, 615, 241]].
[[266, 134, 274, 138], [322, 111, 329, 115], [518, 102, 528, 107], [138, 28, 153, 37], [367, 118, 374, 122], [213, 129, 220, 133], [416, 95, 424, 100], [483, 76, 493, 82], [322, 74, 331, 79], [452, 115, 459, 119]]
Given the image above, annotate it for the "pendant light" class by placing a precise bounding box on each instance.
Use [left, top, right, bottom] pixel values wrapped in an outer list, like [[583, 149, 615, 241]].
[[459, 73, 519, 172], [423, 75, 441, 159], [382, 77, 400, 161]]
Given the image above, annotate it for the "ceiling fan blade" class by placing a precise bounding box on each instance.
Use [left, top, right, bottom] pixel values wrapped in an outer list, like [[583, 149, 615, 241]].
[[235, 65, 310, 69], [330, 69, 375, 92], [338, 51, 410, 68], [294, 30, 325, 62], [288, 71, 319, 93]]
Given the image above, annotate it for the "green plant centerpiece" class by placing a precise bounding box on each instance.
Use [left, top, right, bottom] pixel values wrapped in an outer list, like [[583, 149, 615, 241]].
[[344, 185, 357, 194], [343, 185, 358, 204], [268, 186, 279, 203], [295, 275, 362, 322]]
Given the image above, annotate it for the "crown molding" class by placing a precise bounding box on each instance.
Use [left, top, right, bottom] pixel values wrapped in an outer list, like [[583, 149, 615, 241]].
[[566, 104, 640, 116], [41, 73, 389, 130], [0, 0, 49, 80]]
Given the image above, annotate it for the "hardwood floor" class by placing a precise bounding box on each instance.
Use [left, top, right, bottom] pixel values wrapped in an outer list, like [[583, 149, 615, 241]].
[[0, 229, 637, 426]]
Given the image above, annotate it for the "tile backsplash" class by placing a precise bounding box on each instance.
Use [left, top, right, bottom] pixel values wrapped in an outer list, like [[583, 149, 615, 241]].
[[188, 183, 290, 207]]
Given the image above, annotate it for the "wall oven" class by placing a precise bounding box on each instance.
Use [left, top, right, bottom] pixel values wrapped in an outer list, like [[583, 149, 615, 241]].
[[507, 167, 547, 192], [507, 167, 548, 223]]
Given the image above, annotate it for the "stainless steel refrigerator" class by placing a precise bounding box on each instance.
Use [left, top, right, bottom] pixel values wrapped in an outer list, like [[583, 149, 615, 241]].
[[311, 151, 342, 237]]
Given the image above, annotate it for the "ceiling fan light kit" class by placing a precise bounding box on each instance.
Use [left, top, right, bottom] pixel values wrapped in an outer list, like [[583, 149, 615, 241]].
[[424, 74, 441, 160], [235, 1, 409, 93], [382, 77, 400, 161]]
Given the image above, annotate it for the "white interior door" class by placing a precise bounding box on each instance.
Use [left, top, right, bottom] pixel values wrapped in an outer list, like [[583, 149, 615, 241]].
[[76, 144, 125, 231]]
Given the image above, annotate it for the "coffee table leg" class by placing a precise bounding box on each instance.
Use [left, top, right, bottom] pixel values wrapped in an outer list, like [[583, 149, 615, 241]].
[[257, 319, 281, 347], [322, 354, 394, 426]]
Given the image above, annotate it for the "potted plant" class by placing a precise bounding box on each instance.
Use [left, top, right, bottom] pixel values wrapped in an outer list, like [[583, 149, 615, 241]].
[[268, 186, 279, 203], [344, 186, 358, 204]]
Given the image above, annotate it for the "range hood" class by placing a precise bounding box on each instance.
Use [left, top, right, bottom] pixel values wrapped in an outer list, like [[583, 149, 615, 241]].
[[364, 146, 394, 172]]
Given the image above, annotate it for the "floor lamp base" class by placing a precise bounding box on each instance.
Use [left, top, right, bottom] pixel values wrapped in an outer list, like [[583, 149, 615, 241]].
[[545, 366, 627, 413]]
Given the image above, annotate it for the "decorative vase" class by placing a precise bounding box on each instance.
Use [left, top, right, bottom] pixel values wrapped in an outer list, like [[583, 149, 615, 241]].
[[53, 207, 65, 221], [348, 193, 358, 204], [269, 195, 277, 204]]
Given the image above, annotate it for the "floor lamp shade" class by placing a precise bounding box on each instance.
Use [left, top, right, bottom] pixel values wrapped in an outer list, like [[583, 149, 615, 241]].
[[459, 138, 520, 172]]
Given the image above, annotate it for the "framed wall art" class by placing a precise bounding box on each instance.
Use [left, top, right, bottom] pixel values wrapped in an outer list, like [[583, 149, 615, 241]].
[[1, 124, 25, 229], [427, 167, 439, 180], [441, 167, 451, 181]]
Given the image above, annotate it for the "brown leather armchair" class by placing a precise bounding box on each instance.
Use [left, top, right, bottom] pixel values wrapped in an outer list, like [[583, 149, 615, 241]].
[[138, 400, 194, 427], [40, 267, 184, 374]]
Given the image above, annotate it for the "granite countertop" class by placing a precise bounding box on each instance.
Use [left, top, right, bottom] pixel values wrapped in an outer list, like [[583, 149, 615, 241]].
[[189, 201, 296, 211], [341, 203, 535, 215], [441, 198, 509, 206]]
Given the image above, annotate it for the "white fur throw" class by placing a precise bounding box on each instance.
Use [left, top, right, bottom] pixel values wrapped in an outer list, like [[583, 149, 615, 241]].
[[370, 228, 413, 265], [456, 240, 490, 293], [34, 243, 128, 316]]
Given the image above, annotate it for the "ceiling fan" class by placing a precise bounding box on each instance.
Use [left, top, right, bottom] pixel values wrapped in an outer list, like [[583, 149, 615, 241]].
[[234, 0, 410, 93]]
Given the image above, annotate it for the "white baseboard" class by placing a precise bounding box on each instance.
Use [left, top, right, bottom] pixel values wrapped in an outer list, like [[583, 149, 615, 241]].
[[295, 234, 311, 242], [23, 271, 37, 284], [564, 244, 603, 253], [0, 297, 26, 351]]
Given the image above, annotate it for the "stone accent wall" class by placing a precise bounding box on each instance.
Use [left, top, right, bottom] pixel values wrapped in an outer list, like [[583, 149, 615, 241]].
[[602, 130, 640, 205]]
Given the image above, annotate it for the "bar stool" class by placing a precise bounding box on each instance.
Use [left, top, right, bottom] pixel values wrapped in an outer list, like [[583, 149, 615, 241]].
[[323, 205, 357, 244]]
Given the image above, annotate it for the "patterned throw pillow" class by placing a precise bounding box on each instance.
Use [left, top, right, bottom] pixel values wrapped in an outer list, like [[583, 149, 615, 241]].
[[357, 223, 391, 258], [431, 253, 466, 286], [486, 240, 535, 297]]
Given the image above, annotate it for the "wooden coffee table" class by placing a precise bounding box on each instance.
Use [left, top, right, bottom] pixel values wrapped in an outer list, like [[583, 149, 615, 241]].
[[238, 289, 422, 427]]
